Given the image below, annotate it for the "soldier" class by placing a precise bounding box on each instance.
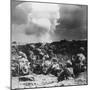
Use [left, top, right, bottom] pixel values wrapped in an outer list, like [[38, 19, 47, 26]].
[[57, 65, 74, 82], [57, 59, 74, 82], [77, 53, 86, 72], [71, 53, 86, 77], [18, 51, 27, 59], [42, 60, 52, 75], [50, 58, 60, 76], [18, 51, 30, 75]]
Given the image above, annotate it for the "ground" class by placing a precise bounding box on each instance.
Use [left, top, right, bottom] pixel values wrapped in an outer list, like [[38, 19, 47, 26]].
[[11, 71, 87, 89]]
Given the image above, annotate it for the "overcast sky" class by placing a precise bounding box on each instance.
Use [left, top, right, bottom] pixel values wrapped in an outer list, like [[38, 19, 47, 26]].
[[11, 0, 88, 43]]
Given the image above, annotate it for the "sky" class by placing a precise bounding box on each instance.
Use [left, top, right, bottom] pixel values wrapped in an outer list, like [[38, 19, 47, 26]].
[[11, 0, 88, 43]]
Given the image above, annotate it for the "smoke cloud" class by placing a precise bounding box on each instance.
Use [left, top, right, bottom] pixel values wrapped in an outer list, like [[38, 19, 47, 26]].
[[12, 2, 60, 43], [26, 3, 60, 42], [11, 1, 87, 43]]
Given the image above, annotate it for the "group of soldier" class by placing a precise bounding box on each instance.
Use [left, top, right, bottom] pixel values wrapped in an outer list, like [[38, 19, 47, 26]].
[[11, 46, 87, 82]]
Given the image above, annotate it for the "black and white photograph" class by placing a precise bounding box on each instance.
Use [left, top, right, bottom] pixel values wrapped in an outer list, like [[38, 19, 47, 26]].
[[11, 0, 88, 89]]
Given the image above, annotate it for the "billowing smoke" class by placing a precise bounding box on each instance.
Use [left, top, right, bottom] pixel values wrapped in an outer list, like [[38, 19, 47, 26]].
[[25, 3, 60, 43], [12, 1, 87, 43], [12, 2, 61, 43]]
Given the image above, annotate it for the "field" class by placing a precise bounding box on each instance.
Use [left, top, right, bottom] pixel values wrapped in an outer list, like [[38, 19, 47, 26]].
[[12, 71, 87, 89]]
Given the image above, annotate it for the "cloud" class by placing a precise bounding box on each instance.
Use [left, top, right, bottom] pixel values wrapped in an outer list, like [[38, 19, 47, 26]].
[[55, 5, 87, 40], [59, 5, 87, 29], [11, 1, 60, 43], [11, 0, 28, 25], [25, 22, 48, 35], [11, 1, 87, 43]]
